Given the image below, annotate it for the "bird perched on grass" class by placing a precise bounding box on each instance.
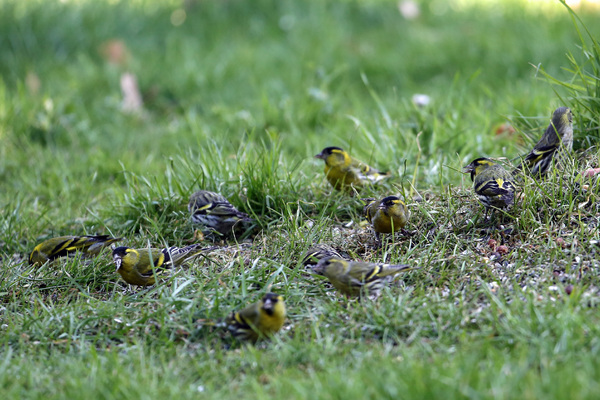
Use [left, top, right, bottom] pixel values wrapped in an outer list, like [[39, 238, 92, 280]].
[[112, 243, 214, 286], [301, 244, 344, 266], [225, 293, 286, 342], [188, 190, 253, 236], [29, 235, 122, 266], [463, 157, 515, 220], [314, 146, 390, 192], [513, 107, 573, 177], [362, 196, 410, 242], [311, 257, 413, 299]]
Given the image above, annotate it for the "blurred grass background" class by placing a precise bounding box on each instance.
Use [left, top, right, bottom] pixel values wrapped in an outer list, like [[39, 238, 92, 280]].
[[2, 0, 599, 239], [2, 0, 600, 398]]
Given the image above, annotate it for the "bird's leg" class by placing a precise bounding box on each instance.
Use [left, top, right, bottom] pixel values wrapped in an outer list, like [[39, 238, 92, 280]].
[[374, 232, 382, 249], [481, 207, 491, 225]]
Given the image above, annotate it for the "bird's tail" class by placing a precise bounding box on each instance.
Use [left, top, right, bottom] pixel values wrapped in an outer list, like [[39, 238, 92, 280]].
[[169, 244, 219, 264], [196, 318, 220, 327], [237, 211, 254, 223], [511, 163, 523, 176], [379, 263, 414, 277], [88, 235, 124, 253], [185, 243, 219, 256], [360, 197, 377, 217]]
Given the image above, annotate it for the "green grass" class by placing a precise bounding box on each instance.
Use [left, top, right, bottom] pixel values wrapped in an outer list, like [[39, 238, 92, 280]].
[[2, 0, 600, 398]]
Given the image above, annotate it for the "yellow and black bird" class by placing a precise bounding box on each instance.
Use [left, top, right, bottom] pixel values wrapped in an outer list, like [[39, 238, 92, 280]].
[[225, 293, 286, 342], [188, 190, 253, 236], [463, 157, 515, 219], [29, 235, 122, 266], [301, 244, 344, 266], [112, 243, 213, 286], [514, 107, 573, 177], [314, 146, 390, 192], [311, 257, 412, 299], [362, 196, 410, 242]]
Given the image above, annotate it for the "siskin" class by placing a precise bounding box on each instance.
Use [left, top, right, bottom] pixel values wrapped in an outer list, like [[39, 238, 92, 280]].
[[362, 196, 410, 242], [314, 146, 390, 192], [112, 243, 213, 286], [188, 190, 253, 236], [463, 157, 515, 219], [225, 293, 286, 342], [301, 244, 344, 266], [514, 107, 573, 177], [29, 235, 122, 266], [312, 257, 412, 299]]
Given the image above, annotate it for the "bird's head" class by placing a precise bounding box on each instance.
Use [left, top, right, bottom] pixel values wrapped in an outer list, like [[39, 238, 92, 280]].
[[312, 256, 347, 277], [261, 293, 284, 316], [112, 246, 133, 271], [29, 243, 44, 265], [314, 146, 349, 167], [463, 158, 495, 181], [551, 107, 573, 134], [378, 196, 404, 213], [312, 256, 331, 275]]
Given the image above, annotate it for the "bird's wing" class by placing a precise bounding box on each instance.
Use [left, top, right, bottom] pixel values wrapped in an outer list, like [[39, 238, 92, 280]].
[[525, 144, 557, 162], [232, 303, 260, 328], [475, 178, 514, 197], [165, 244, 210, 266], [194, 201, 249, 219], [46, 236, 89, 259], [346, 264, 376, 283], [351, 159, 376, 176], [374, 264, 412, 278], [351, 159, 389, 183], [189, 192, 228, 208], [64, 236, 92, 250], [302, 246, 342, 266], [137, 249, 167, 273], [361, 198, 378, 220]]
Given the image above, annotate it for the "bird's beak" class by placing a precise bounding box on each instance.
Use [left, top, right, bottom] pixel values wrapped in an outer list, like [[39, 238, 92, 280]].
[[314, 152, 325, 159], [262, 298, 274, 312], [378, 203, 387, 210], [114, 258, 122, 272], [462, 165, 474, 174], [311, 264, 323, 275]]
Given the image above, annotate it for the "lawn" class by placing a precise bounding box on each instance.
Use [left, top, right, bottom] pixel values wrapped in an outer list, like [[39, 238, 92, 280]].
[[2, 0, 600, 398]]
